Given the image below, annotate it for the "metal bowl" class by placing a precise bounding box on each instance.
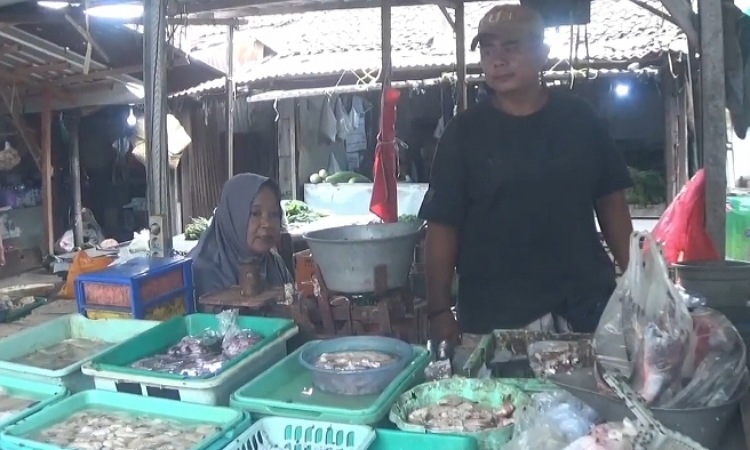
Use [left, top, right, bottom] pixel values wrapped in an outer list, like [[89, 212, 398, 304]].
[[550, 368, 748, 448], [303, 223, 422, 294]]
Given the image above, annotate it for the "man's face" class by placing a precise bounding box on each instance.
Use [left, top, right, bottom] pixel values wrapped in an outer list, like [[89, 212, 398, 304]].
[[479, 35, 548, 94]]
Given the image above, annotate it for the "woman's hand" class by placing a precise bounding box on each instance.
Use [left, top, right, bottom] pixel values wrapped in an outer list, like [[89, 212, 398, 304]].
[[429, 309, 461, 345]]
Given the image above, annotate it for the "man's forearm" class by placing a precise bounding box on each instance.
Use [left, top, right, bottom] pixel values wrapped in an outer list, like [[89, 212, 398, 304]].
[[596, 190, 633, 270], [424, 222, 458, 312]]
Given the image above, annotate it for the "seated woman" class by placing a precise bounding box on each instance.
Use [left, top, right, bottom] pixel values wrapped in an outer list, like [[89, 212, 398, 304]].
[[190, 173, 293, 299]]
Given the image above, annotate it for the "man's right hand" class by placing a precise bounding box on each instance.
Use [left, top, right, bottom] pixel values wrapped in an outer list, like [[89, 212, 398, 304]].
[[429, 310, 461, 345]]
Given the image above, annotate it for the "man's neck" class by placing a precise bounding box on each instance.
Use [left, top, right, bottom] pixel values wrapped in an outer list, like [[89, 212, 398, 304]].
[[491, 85, 549, 117]]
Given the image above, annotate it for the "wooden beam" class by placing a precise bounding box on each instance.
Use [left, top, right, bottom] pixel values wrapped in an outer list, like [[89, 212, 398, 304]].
[[628, 0, 679, 28], [40, 92, 54, 256], [381, 0, 392, 88], [438, 5, 456, 31], [0, 85, 42, 171], [0, 44, 18, 56], [15, 62, 70, 76], [51, 64, 142, 86], [659, 0, 699, 48], [698, 0, 727, 257], [64, 14, 112, 64]]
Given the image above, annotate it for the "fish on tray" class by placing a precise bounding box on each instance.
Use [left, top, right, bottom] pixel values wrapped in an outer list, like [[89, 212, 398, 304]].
[[315, 351, 396, 371], [562, 422, 637, 450], [407, 395, 515, 433]]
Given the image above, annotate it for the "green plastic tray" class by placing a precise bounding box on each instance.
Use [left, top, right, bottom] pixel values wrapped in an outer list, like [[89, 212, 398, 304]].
[[370, 429, 479, 450], [90, 313, 296, 380], [0, 375, 67, 430], [0, 297, 47, 323], [0, 390, 245, 450], [230, 341, 430, 425]]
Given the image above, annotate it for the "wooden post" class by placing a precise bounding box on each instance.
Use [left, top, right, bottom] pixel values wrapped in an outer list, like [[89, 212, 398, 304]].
[[455, 2, 468, 111], [698, 0, 727, 258], [381, 0, 392, 88], [277, 98, 297, 200], [226, 25, 235, 179], [40, 92, 54, 255], [662, 69, 678, 203]]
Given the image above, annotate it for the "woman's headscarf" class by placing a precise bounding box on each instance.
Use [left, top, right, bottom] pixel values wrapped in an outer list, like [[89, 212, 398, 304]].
[[190, 173, 293, 299]]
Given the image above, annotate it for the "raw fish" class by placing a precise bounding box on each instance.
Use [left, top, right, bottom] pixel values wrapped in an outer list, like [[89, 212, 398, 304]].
[[562, 422, 636, 450]]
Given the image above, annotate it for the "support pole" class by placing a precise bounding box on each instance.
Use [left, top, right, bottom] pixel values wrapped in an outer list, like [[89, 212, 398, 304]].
[[143, 0, 172, 257], [455, 2, 468, 111], [381, 0, 392, 88], [226, 25, 235, 179], [66, 112, 84, 248], [698, 0, 727, 258], [40, 92, 54, 255]]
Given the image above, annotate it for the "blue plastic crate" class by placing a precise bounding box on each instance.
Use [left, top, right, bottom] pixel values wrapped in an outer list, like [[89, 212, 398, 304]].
[[75, 256, 195, 320]]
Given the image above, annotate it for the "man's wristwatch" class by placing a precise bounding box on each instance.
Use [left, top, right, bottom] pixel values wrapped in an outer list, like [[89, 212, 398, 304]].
[[427, 307, 452, 320]]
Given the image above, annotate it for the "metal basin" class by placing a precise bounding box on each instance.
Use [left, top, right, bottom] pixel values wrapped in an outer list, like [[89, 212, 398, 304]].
[[303, 223, 422, 294], [550, 368, 748, 448], [674, 260, 750, 308]]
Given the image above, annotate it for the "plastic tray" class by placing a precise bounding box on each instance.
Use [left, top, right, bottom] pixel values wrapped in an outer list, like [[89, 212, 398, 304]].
[[230, 342, 430, 425], [0, 297, 47, 323], [0, 376, 68, 430], [369, 429, 479, 450], [220, 416, 376, 450], [0, 314, 159, 393], [462, 329, 593, 378], [0, 390, 247, 450], [82, 326, 298, 405], [89, 314, 296, 381]]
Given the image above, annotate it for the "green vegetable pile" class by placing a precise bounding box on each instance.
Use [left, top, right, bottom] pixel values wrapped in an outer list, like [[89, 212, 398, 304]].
[[627, 167, 666, 207], [184, 217, 210, 241], [309, 169, 371, 185], [398, 214, 421, 223], [282, 200, 323, 224]]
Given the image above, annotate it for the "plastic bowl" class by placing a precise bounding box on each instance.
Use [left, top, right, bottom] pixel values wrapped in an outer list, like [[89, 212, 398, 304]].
[[299, 336, 414, 396]]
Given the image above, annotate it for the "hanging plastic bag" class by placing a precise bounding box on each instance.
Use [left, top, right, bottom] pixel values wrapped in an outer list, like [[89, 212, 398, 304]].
[[0, 142, 21, 171], [594, 231, 693, 406], [334, 97, 353, 139], [59, 251, 115, 299], [319, 95, 337, 143], [651, 169, 720, 264]]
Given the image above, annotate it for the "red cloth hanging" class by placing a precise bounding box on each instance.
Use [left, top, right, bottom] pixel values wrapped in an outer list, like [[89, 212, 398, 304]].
[[370, 87, 401, 223]]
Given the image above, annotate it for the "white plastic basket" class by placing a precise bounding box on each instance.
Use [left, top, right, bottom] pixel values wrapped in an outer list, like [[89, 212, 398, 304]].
[[222, 417, 376, 450]]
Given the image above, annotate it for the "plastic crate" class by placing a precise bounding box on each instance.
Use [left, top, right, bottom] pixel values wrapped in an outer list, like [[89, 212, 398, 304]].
[[230, 342, 430, 425], [86, 293, 189, 320], [221, 417, 375, 450], [369, 429, 479, 450], [0, 314, 159, 393], [75, 256, 195, 320], [0, 376, 68, 430], [83, 314, 297, 404], [0, 390, 247, 450]]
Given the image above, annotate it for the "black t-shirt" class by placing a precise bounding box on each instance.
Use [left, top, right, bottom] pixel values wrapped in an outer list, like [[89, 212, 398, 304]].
[[418, 91, 633, 333]]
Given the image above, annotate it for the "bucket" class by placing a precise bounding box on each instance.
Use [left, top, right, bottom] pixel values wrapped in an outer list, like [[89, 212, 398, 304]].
[[674, 260, 750, 308]]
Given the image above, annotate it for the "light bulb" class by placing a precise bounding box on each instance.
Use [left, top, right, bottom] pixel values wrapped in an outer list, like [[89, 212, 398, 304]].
[[127, 108, 136, 127], [614, 83, 630, 98]]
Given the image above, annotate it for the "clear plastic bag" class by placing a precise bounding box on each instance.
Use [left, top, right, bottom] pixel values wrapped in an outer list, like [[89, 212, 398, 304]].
[[218, 309, 263, 359], [506, 390, 598, 450], [594, 232, 693, 406], [561, 421, 637, 450], [662, 307, 748, 408]]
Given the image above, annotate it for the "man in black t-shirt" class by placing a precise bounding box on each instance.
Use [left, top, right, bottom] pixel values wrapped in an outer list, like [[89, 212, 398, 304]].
[[419, 4, 634, 342]]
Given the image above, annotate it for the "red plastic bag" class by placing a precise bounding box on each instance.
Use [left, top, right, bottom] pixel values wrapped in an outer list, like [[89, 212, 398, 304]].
[[651, 169, 720, 264], [370, 87, 401, 223]]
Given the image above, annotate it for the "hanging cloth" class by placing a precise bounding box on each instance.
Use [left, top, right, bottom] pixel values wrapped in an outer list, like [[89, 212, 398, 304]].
[[370, 87, 401, 223]]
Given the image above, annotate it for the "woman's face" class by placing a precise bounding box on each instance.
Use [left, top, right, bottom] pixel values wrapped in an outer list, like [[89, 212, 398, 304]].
[[246, 186, 282, 255]]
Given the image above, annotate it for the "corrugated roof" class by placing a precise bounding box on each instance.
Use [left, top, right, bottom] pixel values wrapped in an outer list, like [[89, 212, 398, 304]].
[[176, 0, 686, 97]]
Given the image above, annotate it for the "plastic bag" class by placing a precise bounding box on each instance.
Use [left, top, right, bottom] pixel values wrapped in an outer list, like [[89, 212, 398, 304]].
[[594, 232, 693, 406], [319, 95, 337, 143], [662, 307, 748, 408], [527, 340, 588, 378], [651, 169, 720, 264], [58, 251, 115, 299], [562, 421, 637, 450], [506, 390, 598, 450], [334, 97, 353, 139], [109, 229, 150, 266], [218, 309, 263, 359]]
